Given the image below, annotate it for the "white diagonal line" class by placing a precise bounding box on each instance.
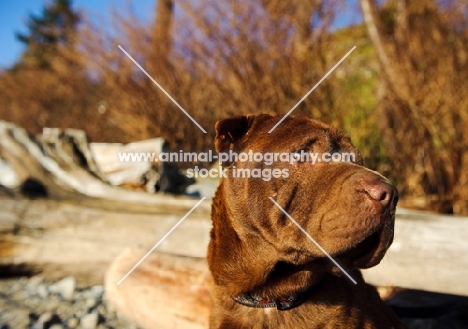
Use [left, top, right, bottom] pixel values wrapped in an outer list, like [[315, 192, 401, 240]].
[[269, 197, 357, 284], [118, 45, 207, 133], [117, 197, 206, 285], [268, 46, 357, 133]]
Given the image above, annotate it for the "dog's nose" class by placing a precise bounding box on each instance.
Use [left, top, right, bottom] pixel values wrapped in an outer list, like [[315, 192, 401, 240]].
[[363, 181, 395, 207]]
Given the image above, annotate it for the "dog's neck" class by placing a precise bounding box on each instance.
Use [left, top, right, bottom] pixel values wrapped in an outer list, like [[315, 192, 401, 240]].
[[209, 184, 326, 298], [232, 286, 312, 310]]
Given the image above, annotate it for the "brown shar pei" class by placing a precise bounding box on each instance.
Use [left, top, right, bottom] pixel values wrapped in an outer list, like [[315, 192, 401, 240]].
[[208, 114, 406, 329]]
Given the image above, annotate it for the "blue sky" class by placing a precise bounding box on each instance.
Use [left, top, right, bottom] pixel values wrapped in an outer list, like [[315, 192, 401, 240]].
[[0, 0, 362, 69], [0, 0, 155, 68]]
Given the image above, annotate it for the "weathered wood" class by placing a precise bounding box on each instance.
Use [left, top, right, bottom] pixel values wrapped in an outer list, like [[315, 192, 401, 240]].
[[0, 121, 194, 199], [0, 121, 110, 198], [363, 208, 468, 296], [89, 139, 163, 187], [0, 198, 211, 285], [40, 127, 110, 183], [105, 247, 211, 329], [1, 196, 467, 294]]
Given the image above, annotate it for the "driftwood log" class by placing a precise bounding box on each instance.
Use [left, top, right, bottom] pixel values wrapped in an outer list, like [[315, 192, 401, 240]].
[[0, 197, 211, 284], [0, 121, 194, 199], [363, 208, 468, 295], [3, 199, 460, 294], [105, 247, 211, 329]]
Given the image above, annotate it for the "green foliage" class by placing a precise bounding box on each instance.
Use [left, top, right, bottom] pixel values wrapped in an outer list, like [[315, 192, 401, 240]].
[[330, 24, 385, 171]]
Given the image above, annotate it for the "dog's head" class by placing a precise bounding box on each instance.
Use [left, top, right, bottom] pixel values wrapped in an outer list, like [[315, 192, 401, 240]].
[[214, 114, 398, 270]]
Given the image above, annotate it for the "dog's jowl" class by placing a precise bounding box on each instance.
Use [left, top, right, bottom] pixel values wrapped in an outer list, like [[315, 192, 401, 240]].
[[207, 114, 405, 329]]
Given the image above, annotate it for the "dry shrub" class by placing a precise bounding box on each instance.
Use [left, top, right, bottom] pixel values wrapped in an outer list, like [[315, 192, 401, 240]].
[[361, 0, 468, 214], [0, 33, 125, 142], [77, 0, 379, 165]]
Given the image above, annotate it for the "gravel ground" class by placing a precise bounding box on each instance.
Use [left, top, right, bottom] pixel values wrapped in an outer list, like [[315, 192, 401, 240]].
[[0, 276, 142, 329]]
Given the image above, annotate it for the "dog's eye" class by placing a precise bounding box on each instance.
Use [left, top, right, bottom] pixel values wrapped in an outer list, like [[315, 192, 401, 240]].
[[291, 152, 302, 162], [291, 139, 316, 163], [291, 148, 309, 163]]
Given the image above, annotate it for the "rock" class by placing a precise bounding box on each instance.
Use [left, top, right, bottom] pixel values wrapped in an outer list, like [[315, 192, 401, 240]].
[[36, 285, 49, 299], [49, 277, 75, 300], [28, 275, 44, 287], [66, 317, 79, 328], [49, 325, 64, 329], [96, 304, 106, 315], [32, 312, 62, 329], [80, 313, 99, 329], [85, 298, 98, 309], [0, 277, 143, 329], [89, 286, 104, 298]]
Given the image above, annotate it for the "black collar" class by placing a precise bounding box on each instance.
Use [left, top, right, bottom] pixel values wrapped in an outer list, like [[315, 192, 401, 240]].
[[232, 289, 308, 311]]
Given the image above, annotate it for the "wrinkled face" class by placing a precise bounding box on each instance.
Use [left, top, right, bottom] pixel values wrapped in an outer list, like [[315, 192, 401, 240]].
[[215, 114, 398, 269]]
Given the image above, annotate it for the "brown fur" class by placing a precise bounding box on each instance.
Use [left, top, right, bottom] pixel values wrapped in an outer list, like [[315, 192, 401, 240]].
[[208, 114, 406, 328]]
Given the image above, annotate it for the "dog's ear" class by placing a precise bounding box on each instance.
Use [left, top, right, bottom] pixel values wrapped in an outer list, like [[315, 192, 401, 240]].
[[215, 115, 254, 153]]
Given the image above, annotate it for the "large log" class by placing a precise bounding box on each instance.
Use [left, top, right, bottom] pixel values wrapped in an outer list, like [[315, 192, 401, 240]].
[[0, 121, 196, 201], [0, 197, 211, 285], [0, 121, 109, 199], [105, 247, 211, 329], [1, 194, 467, 295], [363, 208, 468, 296], [2, 195, 468, 295]]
